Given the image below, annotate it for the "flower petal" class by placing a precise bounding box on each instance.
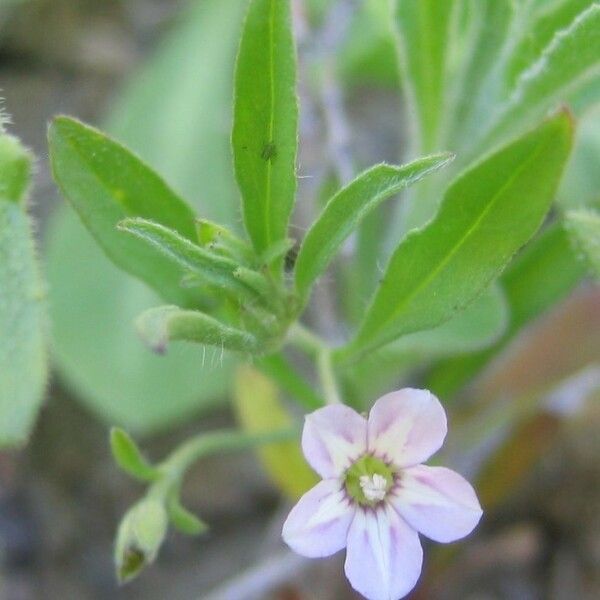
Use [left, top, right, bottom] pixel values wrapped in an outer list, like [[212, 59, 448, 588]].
[[367, 388, 447, 467], [282, 479, 354, 558], [391, 465, 483, 543], [344, 505, 423, 600], [302, 404, 368, 478]]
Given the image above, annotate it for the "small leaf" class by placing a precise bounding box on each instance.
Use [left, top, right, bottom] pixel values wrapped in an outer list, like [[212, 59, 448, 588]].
[[232, 0, 298, 258], [338, 111, 574, 360], [167, 495, 208, 536], [234, 365, 318, 499], [294, 154, 454, 300], [118, 217, 269, 302], [564, 208, 600, 278], [195, 219, 256, 266], [48, 117, 199, 305], [136, 305, 259, 354], [110, 428, 159, 482], [0, 137, 47, 447]]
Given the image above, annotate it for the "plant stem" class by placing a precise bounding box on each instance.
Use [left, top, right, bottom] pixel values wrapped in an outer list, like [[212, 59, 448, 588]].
[[288, 323, 342, 405], [149, 428, 296, 500], [287, 322, 326, 357], [317, 349, 342, 405]]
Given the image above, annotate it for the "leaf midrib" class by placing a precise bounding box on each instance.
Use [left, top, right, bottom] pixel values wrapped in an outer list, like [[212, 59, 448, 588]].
[[264, 0, 276, 248]]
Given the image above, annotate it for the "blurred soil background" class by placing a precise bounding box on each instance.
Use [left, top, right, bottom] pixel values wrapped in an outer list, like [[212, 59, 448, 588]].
[[0, 1, 598, 599]]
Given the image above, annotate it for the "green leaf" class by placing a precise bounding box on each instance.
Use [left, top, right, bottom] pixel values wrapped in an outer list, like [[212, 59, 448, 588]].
[[394, 0, 456, 152], [428, 220, 588, 398], [233, 365, 318, 500], [136, 306, 259, 354], [167, 495, 207, 536], [110, 428, 159, 482], [45, 0, 246, 433], [232, 0, 298, 256], [564, 208, 600, 277], [339, 285, 507, 409], [118, 218, 261, 300], [338, 111, 574, 360], [482, 4, 600, 149], [504, 0, 595, 90], [294, 154, 454, 300], [381, 284, 508, 359], [48, 117, 199, 305], [0, 140, 47, 447]]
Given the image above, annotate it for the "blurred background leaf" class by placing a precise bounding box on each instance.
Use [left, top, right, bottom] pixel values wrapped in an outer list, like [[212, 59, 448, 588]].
[[44, 0, 247, 433]]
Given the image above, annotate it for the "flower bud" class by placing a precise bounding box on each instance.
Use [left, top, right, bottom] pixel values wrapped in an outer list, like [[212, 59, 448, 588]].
[[114, 499, 168, 584]]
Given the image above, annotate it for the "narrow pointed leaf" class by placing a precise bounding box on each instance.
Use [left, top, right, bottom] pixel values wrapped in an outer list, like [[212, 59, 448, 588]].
[[48, 117, 199, 304], [564, 208, 600, 278], [504, 0, 595, 90], [136, 305, 259, 354], [118, 217, 265, 300], [294, 154, 454, 299], [338, 111, 574, 360], [483, 4, 600, 148], [232, 0, 298, 256]]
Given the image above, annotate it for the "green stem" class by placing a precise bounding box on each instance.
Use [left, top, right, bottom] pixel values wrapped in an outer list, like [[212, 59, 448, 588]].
[[287, 322, 326, 357], [149, 427, 296, 500], [317, 349, 342, 405], [288, 323, 341, 405]]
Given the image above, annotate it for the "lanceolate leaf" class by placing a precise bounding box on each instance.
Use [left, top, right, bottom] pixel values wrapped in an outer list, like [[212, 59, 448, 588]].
[[482, 4, 600, 149], [232, 0, 298, 257], [338, 111, 574, 360], [294, 153, 454, 300], [0, 135, 47, 447], [564, 208, 600, 278], [48, 117, 199, 305], [394, 0, 456, 153], [504, 0, 595, 90], [136, 306, 259, 354], [118, 218, 256, 299]]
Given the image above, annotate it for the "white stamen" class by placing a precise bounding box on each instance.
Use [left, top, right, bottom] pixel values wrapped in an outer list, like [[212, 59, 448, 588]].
[[359, 473, 387, 502]]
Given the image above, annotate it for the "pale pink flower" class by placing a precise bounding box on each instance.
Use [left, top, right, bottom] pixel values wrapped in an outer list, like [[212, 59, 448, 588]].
[[282, 388, 482, 600]]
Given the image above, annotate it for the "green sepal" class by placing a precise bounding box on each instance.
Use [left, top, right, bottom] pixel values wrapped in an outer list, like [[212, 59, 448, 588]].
[[110, 428, 160, 482], [167, 494, 208, 536]]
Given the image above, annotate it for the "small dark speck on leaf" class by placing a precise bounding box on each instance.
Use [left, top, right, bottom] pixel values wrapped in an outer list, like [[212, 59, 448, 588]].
[[261, 142, 277, 162]]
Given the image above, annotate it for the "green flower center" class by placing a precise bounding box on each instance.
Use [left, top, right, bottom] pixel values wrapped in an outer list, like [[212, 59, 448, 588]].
[[344, 454, 395, 507]]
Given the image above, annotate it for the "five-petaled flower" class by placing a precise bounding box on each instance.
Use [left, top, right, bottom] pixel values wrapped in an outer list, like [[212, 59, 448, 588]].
[[282, 388, 483, 600]]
